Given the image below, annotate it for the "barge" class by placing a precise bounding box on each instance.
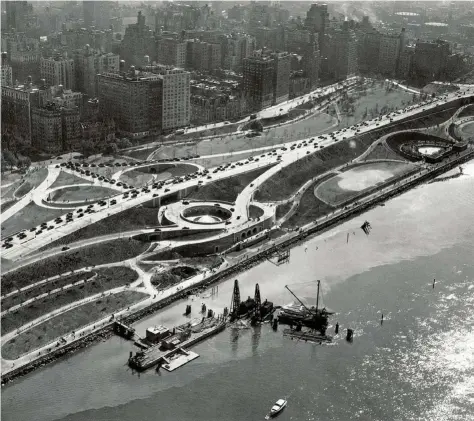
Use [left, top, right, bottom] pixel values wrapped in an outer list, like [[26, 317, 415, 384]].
[[128, 317, 226, 371]]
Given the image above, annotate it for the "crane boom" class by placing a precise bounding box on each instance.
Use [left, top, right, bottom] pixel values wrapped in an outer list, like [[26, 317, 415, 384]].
[[285, 285, 315, 315]]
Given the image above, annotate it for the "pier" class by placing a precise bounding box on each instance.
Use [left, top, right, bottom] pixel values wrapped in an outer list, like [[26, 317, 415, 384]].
[[129, 317, 226, 371]]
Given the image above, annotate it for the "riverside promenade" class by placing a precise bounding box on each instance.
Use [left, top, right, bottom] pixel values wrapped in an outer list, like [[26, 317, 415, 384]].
[[3, 145, 472, 385]]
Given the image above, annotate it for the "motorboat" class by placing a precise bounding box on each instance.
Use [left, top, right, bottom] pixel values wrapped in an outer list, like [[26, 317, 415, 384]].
[[265, 398, 287, 419]]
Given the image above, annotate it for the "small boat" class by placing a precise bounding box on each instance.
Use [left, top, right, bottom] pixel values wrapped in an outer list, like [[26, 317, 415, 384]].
[[265, 398, 287, 419]]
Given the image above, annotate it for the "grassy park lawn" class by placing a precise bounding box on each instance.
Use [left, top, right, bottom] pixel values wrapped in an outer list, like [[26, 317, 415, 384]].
[[13, 168, 48, 198], [335, 84, 414, 128], [315, 161, 416, 207], [458, 104, 474, 118], [282, 182, 335, 229], [40, 206, 159, 250], [1, 202, 66, 237], [1, 290, 147, 360], [275, 202, 293, 220], [186, 165, 274, 203], [1, 266, 139, 335], [362, 141, 409, 161], [2, 271, 95, 311], [156, 113, 335, 161], [119, 169, 154, 186], [50, 185, 118, 202], [49, 171, 92, 189], [248, 204, 264, 219], [2, 239, 149, 294], [1, 200, 18, 213]]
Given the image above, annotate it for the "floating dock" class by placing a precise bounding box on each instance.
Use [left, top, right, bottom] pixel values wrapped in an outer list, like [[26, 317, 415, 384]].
[[129, 317, 226, 371]]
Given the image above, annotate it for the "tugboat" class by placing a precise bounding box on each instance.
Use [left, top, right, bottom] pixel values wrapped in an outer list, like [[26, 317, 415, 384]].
[[265, 398, 287, 419]]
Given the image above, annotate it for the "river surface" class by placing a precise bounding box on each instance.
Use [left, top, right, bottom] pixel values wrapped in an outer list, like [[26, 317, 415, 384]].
[[2, 161, 474, 421]]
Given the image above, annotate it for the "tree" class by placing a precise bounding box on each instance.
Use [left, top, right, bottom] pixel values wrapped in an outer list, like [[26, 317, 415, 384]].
[[117, 138, 132, 149], [103, 142, 119, 156], [3, 150, 18, 169], [17, 155, 31, 169]]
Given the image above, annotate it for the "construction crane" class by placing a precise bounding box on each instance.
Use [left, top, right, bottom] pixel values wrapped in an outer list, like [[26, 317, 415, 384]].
[[284, 281, 330, 333], [230, 279, 241, 321]]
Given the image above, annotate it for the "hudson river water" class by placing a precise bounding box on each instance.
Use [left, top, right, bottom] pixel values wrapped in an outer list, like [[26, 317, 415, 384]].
[[2, 162, 474, 421]]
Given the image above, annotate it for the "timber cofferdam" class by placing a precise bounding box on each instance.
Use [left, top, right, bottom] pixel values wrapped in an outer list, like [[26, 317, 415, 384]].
[[2, 142, 473, 386]]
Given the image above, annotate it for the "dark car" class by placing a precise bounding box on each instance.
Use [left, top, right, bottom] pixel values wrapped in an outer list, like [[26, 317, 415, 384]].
[[62, 246, 70, 251]]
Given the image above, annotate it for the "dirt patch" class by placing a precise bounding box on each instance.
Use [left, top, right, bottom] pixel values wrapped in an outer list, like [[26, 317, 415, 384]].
[[1, 266, 139, 335], [1, 290, 147, 360], [2, 239, 148, 294], [186, 165, 274, 203], [150, 265, 199, 289]]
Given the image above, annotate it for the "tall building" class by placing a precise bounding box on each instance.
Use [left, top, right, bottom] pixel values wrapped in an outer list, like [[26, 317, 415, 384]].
[[243, 55, 275, 111], [358, 29, 381, 74], [378, 29, 406, 77], [31, 103, 80, 153], [1, 79, 41, 147], [224, 33, 256, 71], [1, 53, 13, 87], [302, 40, 320, 89], [305, 3, 329, 51], [144, 64, 191, 132], [327, 22, 358, 80], [243, 50, 291, 111], [120, 11, 156, 67], [74, 45, 119, 97], [272, 52, 291, 105], [397, 48, 414, 79], [413, 39, 450, 81], [40, 54, 76, 90], [1, 33, 41, 82], [186, 40, 222, 71], [156, 37, 186, 68], [98, 66, 190, 136]]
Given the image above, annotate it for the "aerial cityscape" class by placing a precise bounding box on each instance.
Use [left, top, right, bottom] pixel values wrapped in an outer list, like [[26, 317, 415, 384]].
[[1, 1, 473, 420]]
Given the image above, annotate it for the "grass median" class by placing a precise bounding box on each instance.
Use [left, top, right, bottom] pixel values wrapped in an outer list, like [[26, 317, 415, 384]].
[[49, 171, 93, 189], [1, 266, 139, 335], [1, 290, 147, 360], [186, 165, 274, 203]]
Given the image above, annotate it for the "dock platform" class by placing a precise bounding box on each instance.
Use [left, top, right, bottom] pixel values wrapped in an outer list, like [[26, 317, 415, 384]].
[[162, 350, 199, 372]]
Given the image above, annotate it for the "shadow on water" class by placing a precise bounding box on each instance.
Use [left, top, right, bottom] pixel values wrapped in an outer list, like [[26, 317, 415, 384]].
[[251, 325, 261, 356]]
